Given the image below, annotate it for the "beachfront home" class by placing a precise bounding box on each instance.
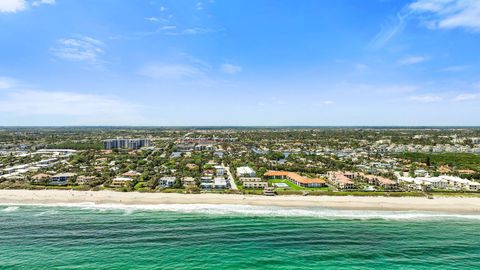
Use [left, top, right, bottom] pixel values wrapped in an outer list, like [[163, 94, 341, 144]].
[[77, 176, 97, 185], [32, 173, 51, 183], [264, 171, 326, 188], [214, 178, 228, 189], [111, 177, 132, 187], [158, 177, 176, 188], [50, 173, 76, 185], [200, 176, 213, 189], [181, 177, 197, 188], [236, 166, 256, 177]]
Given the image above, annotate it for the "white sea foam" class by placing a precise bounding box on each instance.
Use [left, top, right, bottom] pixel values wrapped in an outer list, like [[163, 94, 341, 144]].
[[1, 206, 19, 212], [34, 209, 59, 216], [2, 203, 479, 221]]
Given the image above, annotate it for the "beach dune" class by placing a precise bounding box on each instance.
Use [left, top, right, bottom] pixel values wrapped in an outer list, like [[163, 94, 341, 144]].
[[1, 189, 480, 213]]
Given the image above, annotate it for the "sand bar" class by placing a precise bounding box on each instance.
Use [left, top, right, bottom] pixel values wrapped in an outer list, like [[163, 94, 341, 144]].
[[1, 189, 480, 213]]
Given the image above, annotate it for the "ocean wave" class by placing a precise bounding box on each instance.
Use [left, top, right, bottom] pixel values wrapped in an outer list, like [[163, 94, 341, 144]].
[[2, 203, 479, 221], [1, 206, 19, 212], [34, 209, 59, 216]]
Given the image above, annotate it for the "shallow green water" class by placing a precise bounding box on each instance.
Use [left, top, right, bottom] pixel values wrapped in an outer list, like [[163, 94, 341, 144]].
[[1, 204, 480, 269]]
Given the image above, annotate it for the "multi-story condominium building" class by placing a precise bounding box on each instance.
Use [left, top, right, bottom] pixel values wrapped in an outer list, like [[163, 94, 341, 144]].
[[327, 171, 356, 190], [239, 177, 268, 189], [103, 138, 151, 150]]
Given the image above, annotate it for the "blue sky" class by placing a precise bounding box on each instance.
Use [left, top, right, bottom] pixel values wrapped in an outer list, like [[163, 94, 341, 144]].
[[1, 0, 480, 126]]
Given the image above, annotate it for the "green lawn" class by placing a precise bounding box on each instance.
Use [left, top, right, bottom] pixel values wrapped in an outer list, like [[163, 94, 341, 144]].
[[269, 179, 331, 191]]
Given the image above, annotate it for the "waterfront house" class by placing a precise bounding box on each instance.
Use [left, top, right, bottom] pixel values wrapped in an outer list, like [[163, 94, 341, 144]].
[[111, 177, 132, 187], [50, 173, 76, 185], [77, 176, 97, 185], [181, 177, 197, 188], [214, 178, 228, 189], [32, 173, 51, 183], [158, 177, 177, 188]]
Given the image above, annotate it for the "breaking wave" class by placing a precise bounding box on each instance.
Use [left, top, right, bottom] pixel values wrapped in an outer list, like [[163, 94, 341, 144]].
[[2, 203, 480, 221], [1, 206, 19, 212]]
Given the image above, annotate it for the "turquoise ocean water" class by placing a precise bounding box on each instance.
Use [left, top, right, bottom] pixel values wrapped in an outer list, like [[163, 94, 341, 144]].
[[1, 203, 480, 269]]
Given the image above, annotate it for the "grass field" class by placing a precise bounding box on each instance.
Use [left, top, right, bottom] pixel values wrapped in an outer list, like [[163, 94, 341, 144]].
[[269, 179, 331, 191]]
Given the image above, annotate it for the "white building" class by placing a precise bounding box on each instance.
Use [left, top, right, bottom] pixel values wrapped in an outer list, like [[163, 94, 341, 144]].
[[214, 178, 228, 189], [236, 166, 256, 177], [214, 165, 225, 177], [158, 177, 176, 188]]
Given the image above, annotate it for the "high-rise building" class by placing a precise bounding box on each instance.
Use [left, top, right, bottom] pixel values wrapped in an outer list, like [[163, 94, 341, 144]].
[[103, 138, 151, 150]]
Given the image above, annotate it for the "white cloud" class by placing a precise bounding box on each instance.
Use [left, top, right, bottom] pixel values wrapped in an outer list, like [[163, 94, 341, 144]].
[[220, 64, 242, 74], [371, 0, 480, 49], [160, 25, 177, 30], [0, 77, 15, 90], [0, 90, 144, 125], [453, 93, 480, 101], [32, 0, 55, 7], [399, 55, 428, 65], [0, 0, 26, 13], [409, 0, 480, 31], [369, 10, 410, 49], [139, 63, 205, 80], [410, 95, 442, 102], [52, 36, 105, 64]]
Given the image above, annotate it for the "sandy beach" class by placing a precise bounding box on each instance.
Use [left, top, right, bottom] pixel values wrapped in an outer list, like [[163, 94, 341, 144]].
[[0, 189, 480, 213]]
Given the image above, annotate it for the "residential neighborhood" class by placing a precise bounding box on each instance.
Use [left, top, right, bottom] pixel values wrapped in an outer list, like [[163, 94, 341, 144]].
[[0, 127, 480, 196]]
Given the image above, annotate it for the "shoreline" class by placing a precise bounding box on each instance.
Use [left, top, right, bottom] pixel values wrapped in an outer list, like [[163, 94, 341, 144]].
[[1, 189, 480, 213]]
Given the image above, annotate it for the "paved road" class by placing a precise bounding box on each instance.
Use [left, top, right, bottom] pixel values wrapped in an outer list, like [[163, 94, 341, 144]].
[[223, 163, 238, 190]]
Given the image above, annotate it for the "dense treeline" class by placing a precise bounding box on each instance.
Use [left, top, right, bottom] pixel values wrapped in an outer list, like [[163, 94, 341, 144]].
[[398, 152, 480, 171]]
